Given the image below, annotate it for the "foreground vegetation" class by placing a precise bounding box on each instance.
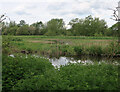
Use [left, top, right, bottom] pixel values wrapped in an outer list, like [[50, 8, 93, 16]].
[[2, 55, 119, 90], [2, 36, 120, 91]]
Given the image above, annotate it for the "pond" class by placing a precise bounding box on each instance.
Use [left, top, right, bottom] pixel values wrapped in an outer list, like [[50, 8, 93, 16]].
[[48, 56, 120, 68], [9, 54, 120, 68]]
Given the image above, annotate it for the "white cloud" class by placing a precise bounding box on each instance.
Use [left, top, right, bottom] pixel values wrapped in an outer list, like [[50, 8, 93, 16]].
[[1, 0, 74, 3], [0, 0, 120, 27]]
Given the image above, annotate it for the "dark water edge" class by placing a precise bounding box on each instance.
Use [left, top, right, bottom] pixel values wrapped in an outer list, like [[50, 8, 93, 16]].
[[9, 54, 120, 68], [49, 55, 120, 67]]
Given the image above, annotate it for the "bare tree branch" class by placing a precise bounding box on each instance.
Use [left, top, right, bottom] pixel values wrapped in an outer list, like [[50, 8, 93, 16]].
[[112, 15, 118, 20], [110, 18, 117, 21], [108, 7, 119, 21], [0, 18, 6, 23], [0, 13, 10, 23]]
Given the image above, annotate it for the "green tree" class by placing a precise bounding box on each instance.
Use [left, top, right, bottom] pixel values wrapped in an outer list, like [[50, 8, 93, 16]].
[[108, 23, 118, 36], [16, 25, 29, 35], [69, 15, 108, 36], [2, 21, 18, 35], [18, 20, 26, 27], [28, 26, 36, 35], [45, 19, 66, 36], [31, 21, 46, 35]]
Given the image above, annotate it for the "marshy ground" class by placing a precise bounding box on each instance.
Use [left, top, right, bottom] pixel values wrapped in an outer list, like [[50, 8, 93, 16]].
[[2, 36, 120, 91]]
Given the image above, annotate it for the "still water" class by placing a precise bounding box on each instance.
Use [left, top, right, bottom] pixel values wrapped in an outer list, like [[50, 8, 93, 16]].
[[49, 56, 120, 68], [9, 54, 120, 68]]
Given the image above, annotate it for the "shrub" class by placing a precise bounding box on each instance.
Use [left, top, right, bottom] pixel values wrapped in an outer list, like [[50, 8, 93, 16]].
[[2, 36, 12, 54], [11, 38, 23, 41], [2, 55, 54, 90], [104, 42, 120, 56], [60, 45, 74, 56], [59, 63, 118, 90], [13, 69, 69, 90], [74, 46, 84, 55], [88, 46, 103, 56], [13, 63, 119, 90]]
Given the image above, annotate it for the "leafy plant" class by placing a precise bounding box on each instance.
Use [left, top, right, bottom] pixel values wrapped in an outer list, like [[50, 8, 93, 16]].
[[12, 62, 119, 90], [74, 46, 84, 55], [2, 55, 54, 90], [88, 46, 103, 56]]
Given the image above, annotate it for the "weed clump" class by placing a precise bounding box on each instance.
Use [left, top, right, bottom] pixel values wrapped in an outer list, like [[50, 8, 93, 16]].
[[88, 46, 103, 56], [74, 46, 84, 55]]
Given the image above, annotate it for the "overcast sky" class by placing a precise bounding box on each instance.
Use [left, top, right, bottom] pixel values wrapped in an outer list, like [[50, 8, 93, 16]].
[[0, 0, 119, 27]]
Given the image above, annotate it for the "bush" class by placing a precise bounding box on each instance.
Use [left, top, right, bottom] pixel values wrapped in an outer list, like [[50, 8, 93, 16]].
[[13, 69, 69, 90], [59, 63, 118, 90], [74, 46, 84, 55], [88, 46, 103, 56], [60, 45, 74, 56], [2, 55, 54, 90], [11, 38, 23, 41], [2, 36, 12, 54], [13, 63, 119, 90], [108, 42, 120, 55]]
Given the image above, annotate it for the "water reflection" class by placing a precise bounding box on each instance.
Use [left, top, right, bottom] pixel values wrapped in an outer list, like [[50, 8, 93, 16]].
[[9, 54, 120, 68], [50, 56, 120, 68], [50, 57, 95, 67], [50, 57, 69, 67]]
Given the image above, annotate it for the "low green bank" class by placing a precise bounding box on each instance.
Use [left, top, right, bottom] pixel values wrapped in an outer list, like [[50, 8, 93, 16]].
[[3, 36, 120, 57]]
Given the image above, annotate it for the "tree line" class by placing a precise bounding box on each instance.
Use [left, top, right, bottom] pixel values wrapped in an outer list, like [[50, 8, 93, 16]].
[[1, 15, 118, 36]]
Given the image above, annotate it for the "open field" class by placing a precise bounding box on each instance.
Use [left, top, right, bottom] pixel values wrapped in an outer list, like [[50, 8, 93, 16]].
[[4, 36, 119, 57]]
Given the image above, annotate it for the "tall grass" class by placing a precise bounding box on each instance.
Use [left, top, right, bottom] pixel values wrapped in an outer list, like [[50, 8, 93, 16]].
[[3, 36, 118, 57], [2, 36, 120, 57]]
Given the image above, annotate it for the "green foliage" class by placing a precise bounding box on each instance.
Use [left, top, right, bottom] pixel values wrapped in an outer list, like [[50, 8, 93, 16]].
[[13, 69, 66, 90], [2, 21, 18, 35], [3, 36, 118, 57], [59, 45, 74, 56], [2, 55, 54, 90], [11, 38, 22, 41], [18, 20, 26, 27], [2, 15, 112, 36], [2, 35, 119, 91], [16, 25, 30, 35], [94, 32, 103, 37], [31, 21, 46, 35], [74, 46, 84, 55], [59, 63, 118, 90], [105, 41, 120, 55], [11, 61, 119, 90], [45, 19, 65, 36], [74, 46, 103, 56], [69, 15, 107, 36], [108, 23, 118, 36], [88, 46, 103, 56], [2, 36, 12, 54]]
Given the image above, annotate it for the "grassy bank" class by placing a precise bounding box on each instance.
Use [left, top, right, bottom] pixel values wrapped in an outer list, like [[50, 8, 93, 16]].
[[3, 36, 120, 57], [2, 55, 119, 91]]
